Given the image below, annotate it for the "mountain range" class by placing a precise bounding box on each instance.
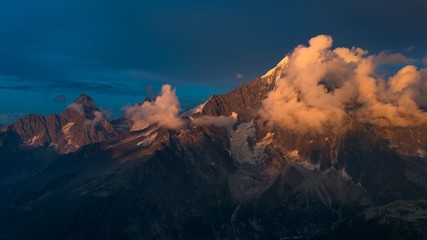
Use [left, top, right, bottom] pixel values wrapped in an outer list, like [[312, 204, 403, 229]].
[[1, 38, 427, 239]]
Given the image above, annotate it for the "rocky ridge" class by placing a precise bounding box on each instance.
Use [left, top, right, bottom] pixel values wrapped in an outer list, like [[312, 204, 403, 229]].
[[0, 93, 118, 154]]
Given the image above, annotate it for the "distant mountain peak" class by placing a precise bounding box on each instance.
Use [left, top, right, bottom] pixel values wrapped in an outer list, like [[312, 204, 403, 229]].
[[74, 93, 96, 107], [70, 93, 100, 118]]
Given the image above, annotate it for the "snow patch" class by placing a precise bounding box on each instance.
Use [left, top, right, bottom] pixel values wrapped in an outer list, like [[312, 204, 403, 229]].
[[137, 133, 158, 147], [61, 122, 78, 147], [228, 122, 268, 165], [180, 99, 209, 117], [26, 135, 41, 145], [121, 127, 159, 145], [256, 132, 274, 146], [62, 122, 75, 135], [261, 56, 289, 83], [130, 120, 150, 132]]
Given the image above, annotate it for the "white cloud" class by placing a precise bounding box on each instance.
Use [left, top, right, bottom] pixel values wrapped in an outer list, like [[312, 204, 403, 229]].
[[67, 103, 109, 126], [125, 84, 185, 129], [192, 112, 237, 128]]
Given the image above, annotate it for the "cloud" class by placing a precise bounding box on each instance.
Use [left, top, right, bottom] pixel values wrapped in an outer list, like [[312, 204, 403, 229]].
[[67, 103, 109, 127], [54, 95, 66, 103], [0, 74, 152, 97], [125, 84, 185, 129], [372, 51, 414, 65], [192, 112, 237, 128], [404, 46, 415, 52], [0, 75, 22, 82], [67, 103, 84, 115], [0, 112, 28, 125], [236, 73, 244, 79], [260, 35, 427, 134]]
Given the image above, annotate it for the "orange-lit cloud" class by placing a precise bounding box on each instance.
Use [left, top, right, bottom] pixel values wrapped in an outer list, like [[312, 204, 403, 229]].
[[125, 84, 185, 129], [192, 112, 237, 128], [260, 35, 427, 133]]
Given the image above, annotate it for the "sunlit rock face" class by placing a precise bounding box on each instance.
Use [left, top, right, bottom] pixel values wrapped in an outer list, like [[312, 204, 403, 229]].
[[197, 76, 276, 122]]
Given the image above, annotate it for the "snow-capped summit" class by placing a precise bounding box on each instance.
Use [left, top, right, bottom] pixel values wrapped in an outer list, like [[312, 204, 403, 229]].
[[261, 55, 289, 83]]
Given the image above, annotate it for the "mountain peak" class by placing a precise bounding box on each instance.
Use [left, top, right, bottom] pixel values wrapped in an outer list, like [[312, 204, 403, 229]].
[[67, 93, 100, 121], [74, 93, 96, 107], [261, 56, 289, 82]]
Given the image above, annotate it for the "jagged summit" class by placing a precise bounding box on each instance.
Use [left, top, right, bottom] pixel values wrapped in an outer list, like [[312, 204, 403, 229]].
[[191, 56, 289, 122], [74, 93, 96, 106], [261, 55, 289, 83], [65, 93, 100, 120], [195, 60, 285, 121]]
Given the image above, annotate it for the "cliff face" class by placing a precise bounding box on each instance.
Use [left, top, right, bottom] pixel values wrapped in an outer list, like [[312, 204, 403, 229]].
[[198, 77, 274, 121], [196, 56, 288, 121]]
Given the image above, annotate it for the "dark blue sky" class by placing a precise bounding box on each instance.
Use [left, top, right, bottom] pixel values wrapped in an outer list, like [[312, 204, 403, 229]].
[[1, 0, 427, 123]]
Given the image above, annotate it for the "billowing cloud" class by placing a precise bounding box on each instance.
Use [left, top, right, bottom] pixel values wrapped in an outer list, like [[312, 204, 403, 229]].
[[372, 51, 414, 65], [236, 73, 244, 79], [192, 112, 237, 128], [260, 35, 427, 133], [125, 84, 185, 129], [54, 95, 66, 102]]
